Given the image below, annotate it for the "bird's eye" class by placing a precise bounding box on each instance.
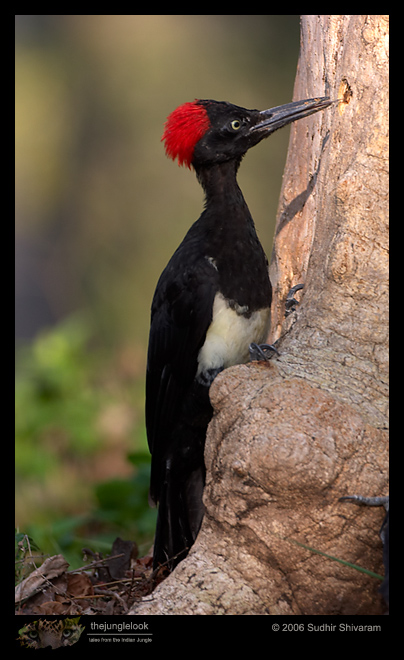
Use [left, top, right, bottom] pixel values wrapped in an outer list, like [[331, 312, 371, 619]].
[[230, 119, 241, 131]]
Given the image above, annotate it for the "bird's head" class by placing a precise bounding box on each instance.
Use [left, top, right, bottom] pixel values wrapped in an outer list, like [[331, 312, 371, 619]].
[[162, 97, 332, 169]]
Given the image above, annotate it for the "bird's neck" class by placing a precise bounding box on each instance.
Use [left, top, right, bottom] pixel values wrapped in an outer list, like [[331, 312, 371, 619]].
[[195, 159, 245, 210], [193, 158, 271, 316]]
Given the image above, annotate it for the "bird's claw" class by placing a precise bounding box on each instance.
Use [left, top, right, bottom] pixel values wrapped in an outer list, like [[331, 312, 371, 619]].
[[339, 494, 389, 511], [285, 283, 304, 317], [249, 342, 280, 362]]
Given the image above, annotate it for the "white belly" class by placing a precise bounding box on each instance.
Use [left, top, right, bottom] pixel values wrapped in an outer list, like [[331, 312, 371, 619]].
[[197, 292, 270, 376]]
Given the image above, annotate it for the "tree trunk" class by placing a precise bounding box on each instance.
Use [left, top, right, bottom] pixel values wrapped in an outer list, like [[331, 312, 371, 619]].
[[129, 15, 389, 615]]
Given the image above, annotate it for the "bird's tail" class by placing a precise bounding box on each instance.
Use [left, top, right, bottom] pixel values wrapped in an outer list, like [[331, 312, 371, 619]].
[[153, 462, 205, 571]]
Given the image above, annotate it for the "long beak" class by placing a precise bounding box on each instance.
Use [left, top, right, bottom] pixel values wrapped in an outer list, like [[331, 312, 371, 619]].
[[252, 97, 334, 134]]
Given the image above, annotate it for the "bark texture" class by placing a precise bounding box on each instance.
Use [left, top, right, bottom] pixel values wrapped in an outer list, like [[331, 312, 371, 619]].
[[130, 15, 389, 615]]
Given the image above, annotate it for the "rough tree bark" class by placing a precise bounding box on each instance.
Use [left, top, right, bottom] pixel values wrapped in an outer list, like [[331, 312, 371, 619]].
[[130, 15, 389, 615]]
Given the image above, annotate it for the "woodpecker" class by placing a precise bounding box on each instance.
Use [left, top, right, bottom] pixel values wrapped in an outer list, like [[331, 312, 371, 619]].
[[147, 96, 332, 570]]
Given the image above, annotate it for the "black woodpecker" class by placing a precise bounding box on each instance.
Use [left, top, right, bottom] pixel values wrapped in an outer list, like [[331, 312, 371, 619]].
[[147, 97, 332, 570]]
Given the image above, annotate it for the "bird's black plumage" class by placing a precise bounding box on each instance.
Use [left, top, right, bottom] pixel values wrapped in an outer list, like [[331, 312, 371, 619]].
[[147, 97, 332, 570]]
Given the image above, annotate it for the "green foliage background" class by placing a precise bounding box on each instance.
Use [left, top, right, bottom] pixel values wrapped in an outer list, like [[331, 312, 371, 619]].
[[15, 15, 300, 566]]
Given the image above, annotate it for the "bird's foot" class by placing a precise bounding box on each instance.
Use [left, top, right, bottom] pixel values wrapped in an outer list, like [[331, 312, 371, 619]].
[[249, 342, 280, 362], [285, 283, 304, 317], [339, 494, 389, 510], [339, 494, 389, 545], [339, 493, 389, 594], [196, 366, 224, 387]]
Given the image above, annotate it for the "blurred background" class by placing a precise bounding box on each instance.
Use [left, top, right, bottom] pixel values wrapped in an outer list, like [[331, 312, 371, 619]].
[[15, 15, 300, 565]]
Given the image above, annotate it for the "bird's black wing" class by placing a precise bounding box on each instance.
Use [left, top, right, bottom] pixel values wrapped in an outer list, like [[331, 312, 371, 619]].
[[146, 238, 218, 506]]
